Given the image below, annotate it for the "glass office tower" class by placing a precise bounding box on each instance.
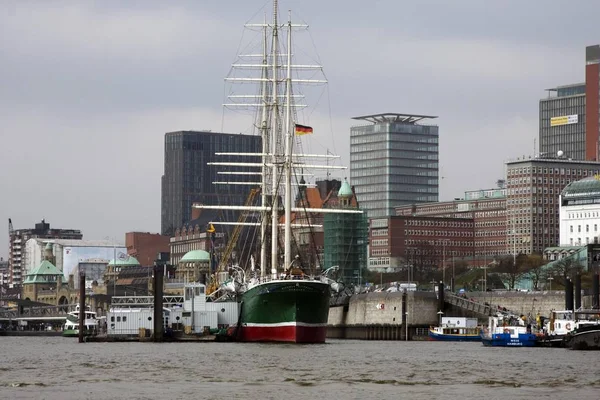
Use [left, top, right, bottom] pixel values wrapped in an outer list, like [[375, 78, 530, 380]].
[[161, 130, 261, 235], [350, 114, 439, 218]]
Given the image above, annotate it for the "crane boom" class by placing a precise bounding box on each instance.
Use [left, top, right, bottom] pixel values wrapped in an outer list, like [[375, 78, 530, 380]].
[[219, 188, 260, 271]]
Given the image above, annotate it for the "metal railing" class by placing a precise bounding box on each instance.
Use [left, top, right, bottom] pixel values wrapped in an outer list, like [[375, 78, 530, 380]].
[[0, 303, 77, 319], [111, 295, 184, 307], [445, 293, 516, 317]]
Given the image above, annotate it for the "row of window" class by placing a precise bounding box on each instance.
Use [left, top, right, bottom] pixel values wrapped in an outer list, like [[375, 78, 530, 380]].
[[569, 237, 599, 245], [371, 239, 388, 246], [569, 224, 599, 233], [507, 167, 598, 176], [567, 212, 600, 219], [405, 230, 473, 237], [405, 220, 472, 228]]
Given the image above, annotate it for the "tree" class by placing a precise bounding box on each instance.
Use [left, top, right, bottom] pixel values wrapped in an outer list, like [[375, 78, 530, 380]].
[[493, 254, 526, 290], [550, 257, 585, 285], [523, 253, 545, 290]]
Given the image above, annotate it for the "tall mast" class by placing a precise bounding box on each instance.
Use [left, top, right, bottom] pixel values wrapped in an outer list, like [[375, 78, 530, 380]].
[[270, 0, 280, 276], [259, 13, 269, 277], [283, 10, 293, 270]]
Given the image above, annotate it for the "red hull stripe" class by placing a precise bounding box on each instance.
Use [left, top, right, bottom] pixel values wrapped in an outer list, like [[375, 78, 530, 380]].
[[240, 325, 327, 343]]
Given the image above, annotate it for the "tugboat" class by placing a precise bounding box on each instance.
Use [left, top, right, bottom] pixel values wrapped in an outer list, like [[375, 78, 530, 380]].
[[563, 310, 600, 350], [481, 314, 538, 347]]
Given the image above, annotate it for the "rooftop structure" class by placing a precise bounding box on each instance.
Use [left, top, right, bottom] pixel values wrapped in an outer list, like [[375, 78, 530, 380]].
[[352, 113, 438, 124], [350, 112, 439, 218]]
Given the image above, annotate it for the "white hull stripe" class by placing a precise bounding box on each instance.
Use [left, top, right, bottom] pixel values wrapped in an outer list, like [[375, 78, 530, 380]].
[[244, 322, 328, 328]]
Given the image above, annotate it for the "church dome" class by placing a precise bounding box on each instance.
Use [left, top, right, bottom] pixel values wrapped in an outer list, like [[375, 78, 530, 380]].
[[338, 179, 353, 198], [180, 250, 210, 263], [107, 256, 141, 267]]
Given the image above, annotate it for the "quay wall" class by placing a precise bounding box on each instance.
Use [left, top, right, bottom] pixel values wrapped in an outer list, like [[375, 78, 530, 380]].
[[466, 291, 593, 317], [327, 290, 594, 340]]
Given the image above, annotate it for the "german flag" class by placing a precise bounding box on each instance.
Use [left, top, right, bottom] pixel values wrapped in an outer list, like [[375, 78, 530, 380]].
[[295, 124, 313, 135]]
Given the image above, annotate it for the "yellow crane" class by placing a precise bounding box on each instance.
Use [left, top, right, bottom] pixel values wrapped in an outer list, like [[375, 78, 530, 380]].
[[207, 188, 260, 294]]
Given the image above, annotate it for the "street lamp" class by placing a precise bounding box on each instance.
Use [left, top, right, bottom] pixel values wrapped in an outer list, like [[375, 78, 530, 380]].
[[548, 276, 554, 291], [442, 240, 449, 286]]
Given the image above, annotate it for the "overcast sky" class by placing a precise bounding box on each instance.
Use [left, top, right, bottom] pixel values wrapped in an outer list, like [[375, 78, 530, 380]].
[[0, 0, 598, 259]]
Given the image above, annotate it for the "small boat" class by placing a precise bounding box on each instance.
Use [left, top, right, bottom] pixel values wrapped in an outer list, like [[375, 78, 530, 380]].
[[429, 317, 482, 341], [539, 310, 576, 347], [481, 314, 538, 347], [563, 310, 600, 350], [62, 305, 98, 337], [565, 324, 600, 350]]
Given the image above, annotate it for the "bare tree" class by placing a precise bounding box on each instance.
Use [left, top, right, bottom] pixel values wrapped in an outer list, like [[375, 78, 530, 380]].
[[494, 254, 526, 290], [550, 257, 585, 285], [523, 253, 545, 290]]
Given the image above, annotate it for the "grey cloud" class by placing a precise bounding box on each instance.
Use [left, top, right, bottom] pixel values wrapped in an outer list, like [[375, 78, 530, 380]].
[[0, 0, 598, 257]]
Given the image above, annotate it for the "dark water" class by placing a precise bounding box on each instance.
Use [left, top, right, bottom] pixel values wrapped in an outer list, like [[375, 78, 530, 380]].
[[1, 337, 599, 400]]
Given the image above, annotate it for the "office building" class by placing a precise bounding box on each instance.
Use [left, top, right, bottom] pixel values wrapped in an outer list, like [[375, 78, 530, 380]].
[[506, 157, 600, 255], [8, 219, 82, 287], [395, 185, 507, 260], [161, 130, 262, 236], [539, 45, 600, 161], [350, 113, 439, 218], [367, 215, 474, 272]]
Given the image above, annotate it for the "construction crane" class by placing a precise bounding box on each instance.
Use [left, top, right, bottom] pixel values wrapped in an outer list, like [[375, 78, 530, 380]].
[[206, 188, 260, 295]]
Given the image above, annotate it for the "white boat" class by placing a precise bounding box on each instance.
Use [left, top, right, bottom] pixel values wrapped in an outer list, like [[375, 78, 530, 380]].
[[63, 305, 98, 337], [481, 314, 538, 347]]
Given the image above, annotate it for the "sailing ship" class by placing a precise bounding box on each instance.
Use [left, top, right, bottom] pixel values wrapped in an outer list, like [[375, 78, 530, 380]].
[[200, 0, 361, 343]]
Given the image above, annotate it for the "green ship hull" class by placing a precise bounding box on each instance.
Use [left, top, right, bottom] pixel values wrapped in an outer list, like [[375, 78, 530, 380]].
[[236, 279, 331, 343]]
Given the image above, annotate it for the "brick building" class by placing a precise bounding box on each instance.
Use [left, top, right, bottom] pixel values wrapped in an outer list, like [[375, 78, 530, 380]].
[[125, 232, 170, 266], [368, 215, 474, 272], [395, 187, 507, 260]]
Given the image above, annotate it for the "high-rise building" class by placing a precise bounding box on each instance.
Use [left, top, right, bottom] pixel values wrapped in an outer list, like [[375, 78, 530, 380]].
[[8, 219, 82, 287], [161, 130, 262, 236], [539, 83, 586, 159], [539, 45, 600, 161], [350, 113, 439, 218], [586, 45, 600, 161], [506, 157, 600, 255]]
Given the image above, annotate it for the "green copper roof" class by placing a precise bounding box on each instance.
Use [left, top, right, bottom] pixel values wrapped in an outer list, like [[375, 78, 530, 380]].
[[561, 176, 600, 199], [338, 179, 353, 197], [180, 250, 210, 263], [107, 256, 140, 267], [23, 260, 63, 284]]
